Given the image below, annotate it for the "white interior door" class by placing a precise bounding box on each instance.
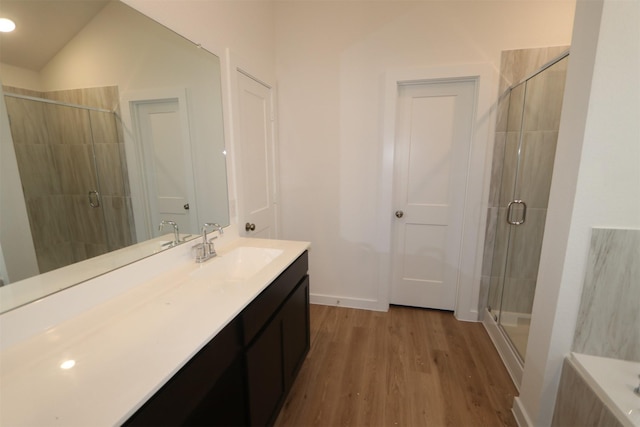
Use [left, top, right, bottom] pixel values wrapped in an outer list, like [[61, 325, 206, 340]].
[[390, 80, 475, 310], [134, 99, 198, 237], [236, 71, 276, 239]]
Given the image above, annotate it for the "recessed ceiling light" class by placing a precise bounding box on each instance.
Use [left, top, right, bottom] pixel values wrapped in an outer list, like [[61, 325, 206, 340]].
[[0, 18, 16, 33], [60, 359, 76, 370]]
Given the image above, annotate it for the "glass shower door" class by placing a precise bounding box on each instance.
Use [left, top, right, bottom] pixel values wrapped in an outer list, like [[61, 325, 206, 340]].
[[47, 102, 112, 265], [5, 96, 112, 273], [489, 57, 569, 361]]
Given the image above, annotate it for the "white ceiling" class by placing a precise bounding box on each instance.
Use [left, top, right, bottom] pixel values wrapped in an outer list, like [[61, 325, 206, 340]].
[[0, 0, 109, 71]]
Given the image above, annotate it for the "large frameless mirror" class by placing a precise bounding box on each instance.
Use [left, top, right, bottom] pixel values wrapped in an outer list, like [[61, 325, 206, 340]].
[[0, 0, 229, 313]]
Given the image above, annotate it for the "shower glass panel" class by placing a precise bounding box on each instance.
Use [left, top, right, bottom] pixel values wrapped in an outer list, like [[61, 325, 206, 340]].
[[4, 95, 130, 274], [487, 56, 569, 362]]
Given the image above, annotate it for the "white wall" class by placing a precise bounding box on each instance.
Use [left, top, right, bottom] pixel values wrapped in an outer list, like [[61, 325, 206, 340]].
[[517, 0, 640, 424], [123, 0, 276, 91], [0, 63, 41, 90], [274, 1, 575, 311]]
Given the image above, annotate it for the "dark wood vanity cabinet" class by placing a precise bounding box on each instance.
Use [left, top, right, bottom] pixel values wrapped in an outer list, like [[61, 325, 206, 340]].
[[125, 251, 309, 427], [245, 275, 310, 426]]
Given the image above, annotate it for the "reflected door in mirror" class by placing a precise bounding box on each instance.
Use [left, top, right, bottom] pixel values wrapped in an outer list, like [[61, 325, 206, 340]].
[[133, 97, 198, 238]]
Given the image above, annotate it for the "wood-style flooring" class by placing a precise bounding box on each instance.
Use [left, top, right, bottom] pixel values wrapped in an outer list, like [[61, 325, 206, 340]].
[[275, 304, 518, 427]]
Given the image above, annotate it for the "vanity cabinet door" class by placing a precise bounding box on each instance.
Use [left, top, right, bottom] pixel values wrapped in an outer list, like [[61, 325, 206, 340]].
[[184, 356, 247, 426], [282, 276, 310, 390], [245, 315, 285, 427]]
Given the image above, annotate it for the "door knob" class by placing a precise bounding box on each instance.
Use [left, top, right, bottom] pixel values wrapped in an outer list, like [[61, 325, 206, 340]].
[[183, 203, 190, 210], [395, 210, 404, 218], [245, 222, 256, 231]]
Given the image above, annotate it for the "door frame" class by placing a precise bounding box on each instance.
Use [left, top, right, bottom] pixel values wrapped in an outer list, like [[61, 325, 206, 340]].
[[120, 88, 196, 242], [379, 64, 498, 321]]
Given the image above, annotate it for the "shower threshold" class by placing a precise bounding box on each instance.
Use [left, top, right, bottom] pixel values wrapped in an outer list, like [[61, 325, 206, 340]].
[[482, 308, 523, 390]]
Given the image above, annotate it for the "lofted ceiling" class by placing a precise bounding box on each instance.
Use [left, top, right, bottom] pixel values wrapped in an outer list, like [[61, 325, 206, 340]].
[[0, 0, 109, 71]]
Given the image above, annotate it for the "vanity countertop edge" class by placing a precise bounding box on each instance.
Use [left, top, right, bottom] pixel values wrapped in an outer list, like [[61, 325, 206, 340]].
[[0, 237, 310, 426]]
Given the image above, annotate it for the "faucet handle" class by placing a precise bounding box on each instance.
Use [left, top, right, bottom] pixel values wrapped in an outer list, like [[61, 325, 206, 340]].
[[206, 241, 217, 257]]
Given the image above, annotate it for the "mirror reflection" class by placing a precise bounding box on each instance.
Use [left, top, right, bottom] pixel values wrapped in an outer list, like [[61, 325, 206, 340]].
[[0, 0, 229, 312]]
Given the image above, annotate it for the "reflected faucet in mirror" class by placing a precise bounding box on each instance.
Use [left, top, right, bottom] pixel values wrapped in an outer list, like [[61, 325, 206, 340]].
[[158, 220, 180, 247], [0, 0, 230, 313]]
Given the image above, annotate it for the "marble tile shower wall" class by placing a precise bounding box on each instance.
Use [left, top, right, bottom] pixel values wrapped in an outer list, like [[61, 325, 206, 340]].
[[572, 228, 640, 361], [479, 46, 569, 315], [3, 86, 134, 274]]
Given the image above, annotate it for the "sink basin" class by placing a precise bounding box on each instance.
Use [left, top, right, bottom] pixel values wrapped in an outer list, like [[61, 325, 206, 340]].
[[190, 246, 283, 282]]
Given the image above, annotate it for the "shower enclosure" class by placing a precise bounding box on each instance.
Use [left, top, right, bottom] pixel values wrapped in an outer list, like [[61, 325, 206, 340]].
[[4, 91, 134, 275], [486, 53, 569, 365]]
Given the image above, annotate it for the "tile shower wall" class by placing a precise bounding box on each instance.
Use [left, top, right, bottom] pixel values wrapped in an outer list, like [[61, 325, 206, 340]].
[[479, 46, 569, 315], [3, 86, 134, 273], [572, 228, 640, 361]]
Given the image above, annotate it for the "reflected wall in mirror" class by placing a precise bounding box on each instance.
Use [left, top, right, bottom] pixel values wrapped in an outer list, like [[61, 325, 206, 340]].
[[0, 0, 229, 312]]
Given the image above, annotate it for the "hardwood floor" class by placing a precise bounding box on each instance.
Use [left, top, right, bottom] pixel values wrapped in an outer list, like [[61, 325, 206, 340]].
[[274, 304, 518, 427]]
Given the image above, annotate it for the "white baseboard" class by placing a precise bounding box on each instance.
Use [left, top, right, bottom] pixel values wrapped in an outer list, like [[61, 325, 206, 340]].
[[311, 294, 483, 320], [455, 308, 480, 322], [512, 396, 533, 427], [310, 293, 388, 312]]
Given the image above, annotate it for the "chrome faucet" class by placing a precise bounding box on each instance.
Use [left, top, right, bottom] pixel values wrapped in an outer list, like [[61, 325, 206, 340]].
[[193, 223, 223, 263], [158, 220, 180, 246]]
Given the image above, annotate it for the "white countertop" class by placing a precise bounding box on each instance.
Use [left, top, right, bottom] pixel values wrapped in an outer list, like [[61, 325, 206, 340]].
[[0, 233, 195, 314], [0, 237, 310, 426]]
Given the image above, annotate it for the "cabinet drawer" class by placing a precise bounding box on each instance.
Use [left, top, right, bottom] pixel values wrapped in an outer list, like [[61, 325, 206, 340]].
[[242, 251, 308, 345]]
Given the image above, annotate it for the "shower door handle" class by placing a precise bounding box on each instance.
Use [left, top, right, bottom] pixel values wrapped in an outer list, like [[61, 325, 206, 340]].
[[507, 200, 526, 225], [88, 190, 100, 208]]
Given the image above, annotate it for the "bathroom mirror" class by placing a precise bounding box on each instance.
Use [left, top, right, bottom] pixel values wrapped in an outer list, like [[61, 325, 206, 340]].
[[0, 0, 229, 313]]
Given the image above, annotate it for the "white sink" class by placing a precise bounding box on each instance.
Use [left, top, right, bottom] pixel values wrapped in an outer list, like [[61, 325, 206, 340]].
[[190, 246, 284, 282]]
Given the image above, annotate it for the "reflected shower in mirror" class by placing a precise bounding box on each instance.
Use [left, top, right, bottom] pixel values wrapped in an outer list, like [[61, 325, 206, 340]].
[[0, 0, 229, 312]]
